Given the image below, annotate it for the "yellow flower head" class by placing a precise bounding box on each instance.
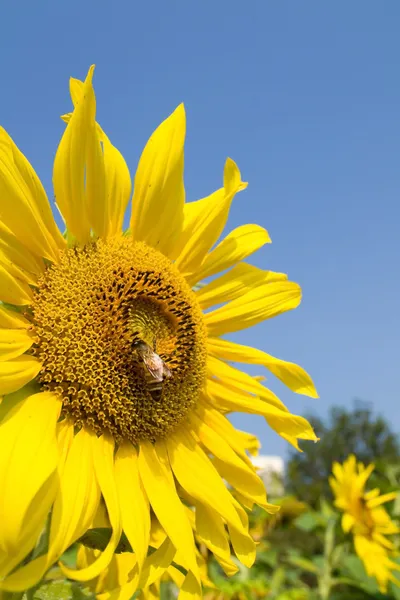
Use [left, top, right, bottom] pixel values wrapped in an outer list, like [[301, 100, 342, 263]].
[[0, 66, 318, 597], [330, 455, 400, 592]]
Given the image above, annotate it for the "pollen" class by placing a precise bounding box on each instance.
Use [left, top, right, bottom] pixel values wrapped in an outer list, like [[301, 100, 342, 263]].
[[30, 237, 207, 442]]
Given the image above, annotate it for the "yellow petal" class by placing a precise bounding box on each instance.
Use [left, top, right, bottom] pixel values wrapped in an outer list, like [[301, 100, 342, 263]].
[[0, 356, 41, 395], [62, 79, 131, 238], [199, 404, 256, 468], [364, 488, 381, 501], [342, 513, 355, 533], [138, 441, 197, 577], [166, 428, 244, 534], [167, 564, 185, 588], [115, 442, 150, 572], [48, 428, 100, 563], [54, 65, 105, 243], [0, 555, 49, 592], [0, 305, 31, 329], [175, 158, 247, 274], [178, 571, 202, 600], [206, 379, 318, 449], [0, 263, 33, 306], [130, 105, 185, 259], [0, 247, 37, 288], [205, 280, 302, 336], [227, 497, 256, 568], [196, 263, 286, 309], [195, 503, 238, 576], [367, 492, 398, 508], [0, 222, 44, 282], [98, 125, 132, 237], [0, 128, 64, 262], [139, 537, 176, 589], [56, 419, 75, 475], [208, 337, 318, 398], [0, 328, 34, 361], [188, 224, 271, 286], [0, 391, 60, 581], [61, 434, 122, 581], [207, 355, 287, 411], [190, 412, 275, 512]]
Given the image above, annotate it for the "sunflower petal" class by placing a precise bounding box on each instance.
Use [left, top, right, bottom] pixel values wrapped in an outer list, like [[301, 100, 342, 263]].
[[190, 412, 275, 512], [0, 263, 33, 306], [367, 492, 398, 508], [227, 498, 256, 568], [54, 65, 107, 243], [61, 434, 122, 581], [115, 442, 150, 572], [98, 125, 131, 237], [0, 391, 60, 582], [0, 306, 31, 329], [208, 337, 318, 398], [188, 224, 271, 285], [139, 537, 176, 589], [207, 379, 318, 449], [0, 328, 34, 361], [178, 571, 202, 600], [207, 355, 287, 411], [199, 404, 256, 467], [56, 419, 75, 475], [0, 555, 49, 592], [0, 356, 41, 395], [0, 222, 44, 282], [138, 441, 197, 576], [175, 159, 247, 274], [63, 79, 131, 237], [166, 428, 243, 533], [130, 105, 185, 259], [205, 280, 302, 336], [0, 247, 38, 287], [0, 128, 64, 262], [195, 502, 238, 576], [196, 263, 287, 309], [48, 428, 100, 563]]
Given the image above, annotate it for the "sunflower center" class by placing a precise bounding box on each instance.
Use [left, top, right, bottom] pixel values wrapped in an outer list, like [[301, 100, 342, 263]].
[[31, 237, 207, 442]]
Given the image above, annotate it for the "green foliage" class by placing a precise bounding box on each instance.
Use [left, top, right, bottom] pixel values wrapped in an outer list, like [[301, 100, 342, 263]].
[[286, 403, 400, 507]]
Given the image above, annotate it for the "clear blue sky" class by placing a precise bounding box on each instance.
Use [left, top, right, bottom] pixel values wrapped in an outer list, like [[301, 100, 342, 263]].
[[1, 2, 399, 459]]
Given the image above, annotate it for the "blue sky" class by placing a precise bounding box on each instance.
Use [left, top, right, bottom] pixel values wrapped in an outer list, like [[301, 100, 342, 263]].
[[1, 2, 399, 459]]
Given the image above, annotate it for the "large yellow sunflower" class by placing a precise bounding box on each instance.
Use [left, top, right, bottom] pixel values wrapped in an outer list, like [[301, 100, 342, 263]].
[[330, 455, 400, 592], [0, 65, 318, 597]]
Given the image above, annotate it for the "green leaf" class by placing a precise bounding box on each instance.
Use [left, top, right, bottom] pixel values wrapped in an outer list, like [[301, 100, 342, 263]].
[[256, 549, 278, 568], [339, 554, 380, 594], [32, 581, 94, 600], [293, 512, 321, 532], [330, 543, 348, 568], [286, 556, 319, 574], [319, 498, 336, 519], [270, 567, 286, 594], [78, 528, 132, 554]]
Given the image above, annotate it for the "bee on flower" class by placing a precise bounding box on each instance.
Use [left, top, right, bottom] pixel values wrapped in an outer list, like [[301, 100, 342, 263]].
[[0, 65, 318, 597]]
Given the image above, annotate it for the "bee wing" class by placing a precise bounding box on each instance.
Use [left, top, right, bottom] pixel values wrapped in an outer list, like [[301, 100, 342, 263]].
[[143, 354, 165, 382]]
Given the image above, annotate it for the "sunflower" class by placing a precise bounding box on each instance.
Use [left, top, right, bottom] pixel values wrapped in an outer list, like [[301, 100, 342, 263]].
[[330, 455, 400, 592], [0, 65, 318, 597], [76, 514, 216, 599]]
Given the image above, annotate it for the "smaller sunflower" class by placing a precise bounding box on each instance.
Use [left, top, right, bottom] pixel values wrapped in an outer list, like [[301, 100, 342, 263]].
[[330, 454, 400, 592]]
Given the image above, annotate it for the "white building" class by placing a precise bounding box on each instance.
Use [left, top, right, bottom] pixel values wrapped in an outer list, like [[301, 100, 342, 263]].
[[251, 455, 285, 497]]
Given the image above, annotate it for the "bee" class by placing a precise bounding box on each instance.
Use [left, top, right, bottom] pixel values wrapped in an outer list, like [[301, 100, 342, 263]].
[[133, 340, 172, 401]]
